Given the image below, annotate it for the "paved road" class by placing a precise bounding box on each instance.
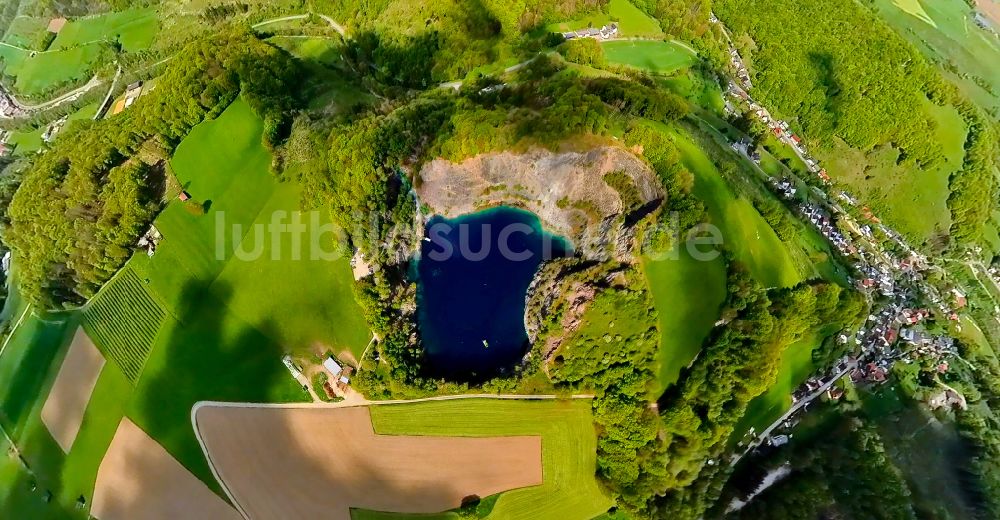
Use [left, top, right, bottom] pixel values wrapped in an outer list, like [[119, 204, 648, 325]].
[[94, 65, 122, 119], [730, 363, 854, 468], [1, 74, 102, 116]]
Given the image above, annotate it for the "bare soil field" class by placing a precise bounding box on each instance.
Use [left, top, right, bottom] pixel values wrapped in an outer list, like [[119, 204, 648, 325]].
[[977, 0, 1000, 26], [40, 327, 105, 452], [195, 405, 543, 519], [417, 146, 661, 255], [93, 418, 242, 520]]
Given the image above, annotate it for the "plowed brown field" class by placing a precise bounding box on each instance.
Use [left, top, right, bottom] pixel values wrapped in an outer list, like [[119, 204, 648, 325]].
[[93, 418, 242, 520], [195, 405, 543, 519], [40, 327, 105, 452]]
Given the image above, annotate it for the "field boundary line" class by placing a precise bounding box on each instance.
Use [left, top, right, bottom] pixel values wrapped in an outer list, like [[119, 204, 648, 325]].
[[0, 305, 32, 360], [189, 393, 591, 520]]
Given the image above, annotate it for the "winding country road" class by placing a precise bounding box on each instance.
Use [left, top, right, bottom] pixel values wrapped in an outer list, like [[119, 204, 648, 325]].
[[730, 362, 855, 468], [252, 13, 346, 36], [1, 75, 102, 116]]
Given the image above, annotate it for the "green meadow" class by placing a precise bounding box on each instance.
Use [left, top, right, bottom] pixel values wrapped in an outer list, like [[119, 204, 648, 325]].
[[0, 97, 376, 513], [0, 310, 96, 519], [874, 0, 1000, 112], [6, 102, 100, 156], [643, 249, 727, 391], [816, 98, 966, 245], [547, 0, 664, 38], [731, 332, 821, 439], [0, 44, 102, 97], [113, 98, 369, 487], [1, 16, 49, 48], [0, 8, 158, 97], [365, 399, 613, 520], [642, 123, 800, 392], [672, 127, 800, 289], [602, 40, 696, 74], [51, 7, 159, 52]]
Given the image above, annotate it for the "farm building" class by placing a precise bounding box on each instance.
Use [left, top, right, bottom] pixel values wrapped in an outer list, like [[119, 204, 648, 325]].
[[47, 17, 67, 33], [323, 356, 343, 377], [562, 22, 618, 40]]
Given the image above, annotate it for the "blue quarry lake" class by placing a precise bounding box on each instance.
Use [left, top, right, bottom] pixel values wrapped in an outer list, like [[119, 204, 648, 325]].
[[415, 206, 571, 379]]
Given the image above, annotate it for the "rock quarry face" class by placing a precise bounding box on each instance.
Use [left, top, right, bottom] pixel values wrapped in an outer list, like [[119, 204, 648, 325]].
[[416, 145, 662, 259]]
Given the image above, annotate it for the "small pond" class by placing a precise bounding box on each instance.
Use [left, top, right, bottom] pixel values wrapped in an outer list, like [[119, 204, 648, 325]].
[[415, 206, 571, 380]]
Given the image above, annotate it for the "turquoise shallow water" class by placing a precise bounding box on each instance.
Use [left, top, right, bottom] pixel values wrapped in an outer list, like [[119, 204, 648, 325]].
[[416, 206, 570, 380]]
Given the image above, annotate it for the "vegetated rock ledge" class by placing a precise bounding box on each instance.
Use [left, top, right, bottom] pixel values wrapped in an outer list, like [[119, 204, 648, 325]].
[[416, 145, 663, 261]]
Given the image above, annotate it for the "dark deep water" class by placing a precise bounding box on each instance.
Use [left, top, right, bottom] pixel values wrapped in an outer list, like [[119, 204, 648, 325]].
[[415, 206, 571, 380]]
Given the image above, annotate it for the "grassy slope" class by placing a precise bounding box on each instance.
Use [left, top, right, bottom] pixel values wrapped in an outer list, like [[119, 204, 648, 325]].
[[673, 127, 800, 289], [365, 399, 612, 520], [602, 40, 696, 74], [643, 123, 801, 392], [643, 249, 726, 391], [51, 7, 159, 52], [731, 332, 820, 439], [0, 8, 158, 97], [0, 311, 91, 519], [873, 0, 1000, 112], [815, 98, 967, 245], [118, 99, 366, 488], [6, 103, 100, 156], [212, 181, 372, 358], [547, 0, 663, 38], [2, 16, 48, 48]]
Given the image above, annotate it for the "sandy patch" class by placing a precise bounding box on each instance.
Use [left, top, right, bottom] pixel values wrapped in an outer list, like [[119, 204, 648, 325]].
[[41, 328, 105, 452], [93, 418, 241, 520], [977, 0, 1000, 27], [195, 405, 542, 519]]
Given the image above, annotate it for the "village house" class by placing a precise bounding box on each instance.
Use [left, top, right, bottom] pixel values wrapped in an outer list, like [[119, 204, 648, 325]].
[[562, 22, 618, 40]]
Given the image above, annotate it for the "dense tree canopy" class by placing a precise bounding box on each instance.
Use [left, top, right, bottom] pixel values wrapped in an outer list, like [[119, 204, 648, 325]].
[[3, 30, 301, 307], [715, 0, 943, 167], [653, 265, 864, 517]]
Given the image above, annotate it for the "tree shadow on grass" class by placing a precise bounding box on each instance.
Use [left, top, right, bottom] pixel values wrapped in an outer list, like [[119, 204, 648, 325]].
[[128, 278, 306, 494], [0, 312, 88, 519]]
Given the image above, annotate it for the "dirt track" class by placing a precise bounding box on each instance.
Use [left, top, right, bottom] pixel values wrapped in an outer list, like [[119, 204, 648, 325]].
[[195, 405, 542, 519], [93, 418, 242, 520], [40, 327, 105, 452]]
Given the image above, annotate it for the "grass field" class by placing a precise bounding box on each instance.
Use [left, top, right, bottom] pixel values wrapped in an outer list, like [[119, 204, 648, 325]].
[[0, 310, 94, 519], [641, 123, 800, 392], [117, 99, 367, 489], [366, 399, 613, 520], [547, 0, 663, 38], [731, 333, 821, 439], [672, 127, 800, 289], [602, 40, 696, 74], [2, 16, 49, 48], [643, 249, 727, 391], [0, 99, 373, 514], [0, 8, 158, 97], [874, 0, 1000, 112], [0, 43, 102, 97], [51, 7, 159, 52]]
